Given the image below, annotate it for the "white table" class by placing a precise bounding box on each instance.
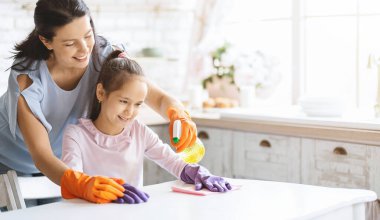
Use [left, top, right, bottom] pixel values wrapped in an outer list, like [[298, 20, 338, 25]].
[[18, 176, 61, 200], [1, 179, 376, 220]]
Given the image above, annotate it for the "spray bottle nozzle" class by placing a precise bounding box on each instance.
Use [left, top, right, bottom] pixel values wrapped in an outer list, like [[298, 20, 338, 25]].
[[173, 120, 182, 144], [172, 119, 205, 163]]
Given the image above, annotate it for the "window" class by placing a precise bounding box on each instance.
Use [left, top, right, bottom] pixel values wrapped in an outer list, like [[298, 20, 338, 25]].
[[220, 0, 380, 110]]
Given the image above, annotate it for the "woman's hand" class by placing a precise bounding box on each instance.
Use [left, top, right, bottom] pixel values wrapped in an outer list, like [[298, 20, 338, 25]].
[[167, 107, 197, 153], [61, 169, 125, 203]]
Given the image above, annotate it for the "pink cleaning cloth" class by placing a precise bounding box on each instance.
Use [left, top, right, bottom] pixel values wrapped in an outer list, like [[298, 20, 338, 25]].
[[171, 181, 242, 196]]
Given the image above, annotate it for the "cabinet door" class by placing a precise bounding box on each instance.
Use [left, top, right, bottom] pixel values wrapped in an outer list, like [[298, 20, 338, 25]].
[[143, 159, 176, 186], [197, 126, 233, 178], [368, 145, 380, 197], [233, 131, 301, 183], [143, 125, 176, 185], [301, 139, 369, 189]]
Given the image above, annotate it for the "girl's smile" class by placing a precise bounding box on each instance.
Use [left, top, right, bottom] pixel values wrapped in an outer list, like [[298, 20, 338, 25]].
[[118, 114, 131, 122]]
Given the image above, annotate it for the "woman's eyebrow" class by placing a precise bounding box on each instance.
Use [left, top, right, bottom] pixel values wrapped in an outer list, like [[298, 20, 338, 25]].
[[61, 29, 93, 42]]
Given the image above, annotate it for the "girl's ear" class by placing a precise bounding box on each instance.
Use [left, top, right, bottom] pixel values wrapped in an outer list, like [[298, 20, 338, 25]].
[[96, 83, 106, 102], [38, 35, 53, 50]]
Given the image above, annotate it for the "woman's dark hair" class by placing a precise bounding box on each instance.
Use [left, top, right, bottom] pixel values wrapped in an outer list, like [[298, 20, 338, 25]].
[[11, 0, 105, 71], [89, 50, 145, 120]]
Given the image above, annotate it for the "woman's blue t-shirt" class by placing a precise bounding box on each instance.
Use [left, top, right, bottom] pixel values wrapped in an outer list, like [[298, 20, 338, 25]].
[[0, 39, 115, 173]]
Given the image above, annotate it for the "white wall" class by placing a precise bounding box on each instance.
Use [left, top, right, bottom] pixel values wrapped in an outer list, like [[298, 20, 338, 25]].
[[0, 0, 196, 97]]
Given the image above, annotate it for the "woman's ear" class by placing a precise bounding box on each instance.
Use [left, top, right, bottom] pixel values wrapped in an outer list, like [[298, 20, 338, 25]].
[[38, 35, 53, 50], [96, 83, 105, 102]]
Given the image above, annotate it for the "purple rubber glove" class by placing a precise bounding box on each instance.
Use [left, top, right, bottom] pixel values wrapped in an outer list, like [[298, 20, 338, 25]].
[[114, 183, 150, 204], [180, 164, 232, 192]]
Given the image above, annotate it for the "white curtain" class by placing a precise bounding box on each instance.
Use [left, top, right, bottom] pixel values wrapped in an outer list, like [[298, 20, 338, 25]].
[[185, 0, 234, 86]]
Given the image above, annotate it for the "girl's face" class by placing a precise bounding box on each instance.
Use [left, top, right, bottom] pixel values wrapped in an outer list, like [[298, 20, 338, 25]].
[[41, 15, 95, 70], [96, 77, 148, 135]]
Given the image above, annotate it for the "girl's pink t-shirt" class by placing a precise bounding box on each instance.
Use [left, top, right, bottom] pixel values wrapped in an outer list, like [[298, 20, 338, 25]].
[[61, 118, 187, 187]]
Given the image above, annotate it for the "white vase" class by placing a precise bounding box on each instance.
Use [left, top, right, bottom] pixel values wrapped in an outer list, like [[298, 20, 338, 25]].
[[188, 85, 203, 110], [239, 86, 255, 108]]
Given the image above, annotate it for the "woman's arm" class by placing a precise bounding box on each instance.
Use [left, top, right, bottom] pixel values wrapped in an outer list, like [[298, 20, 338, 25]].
[[144, 79, 197, 151], [16, 75, 125, 203], [144, 79, 185, 119], [16, 74, 67, 184]]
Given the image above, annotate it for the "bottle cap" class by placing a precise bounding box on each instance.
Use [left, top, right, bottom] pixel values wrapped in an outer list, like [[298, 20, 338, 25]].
[[173, 137, 180, 144]]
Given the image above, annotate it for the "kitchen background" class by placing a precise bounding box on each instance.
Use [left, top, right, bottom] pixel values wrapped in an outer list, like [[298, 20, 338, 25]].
[[0, 0, 196, 98], [1, 0, 380, 116], [1, 1, 380, 214]]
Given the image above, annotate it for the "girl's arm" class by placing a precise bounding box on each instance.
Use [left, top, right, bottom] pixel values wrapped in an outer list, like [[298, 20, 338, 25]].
[[61, 126, 84, 172], [143, 123, 187, 179]]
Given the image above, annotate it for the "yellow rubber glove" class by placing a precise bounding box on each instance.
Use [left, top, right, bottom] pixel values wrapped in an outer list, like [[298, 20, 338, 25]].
[[167, 107, 197, 153], [61, 169, 125, 204]]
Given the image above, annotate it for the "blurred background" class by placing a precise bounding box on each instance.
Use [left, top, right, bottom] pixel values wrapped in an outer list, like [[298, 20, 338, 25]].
[[1, 0, 380, 117]]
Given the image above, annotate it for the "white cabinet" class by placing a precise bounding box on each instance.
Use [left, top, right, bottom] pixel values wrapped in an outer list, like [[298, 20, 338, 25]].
[[301, 138, 380, 196], [232, 131, 301, 183], [197, 126, 233, 178], [144, 122, 380, 198], [368, 146, 380, 197]]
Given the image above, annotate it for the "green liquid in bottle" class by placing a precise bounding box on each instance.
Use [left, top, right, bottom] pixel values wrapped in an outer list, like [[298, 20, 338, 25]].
[[179, 138, 205, 164]]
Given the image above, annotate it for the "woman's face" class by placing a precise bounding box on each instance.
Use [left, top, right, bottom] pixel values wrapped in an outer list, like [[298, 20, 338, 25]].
[[42, 15, 95, 69], [96, 77, 148, 135]]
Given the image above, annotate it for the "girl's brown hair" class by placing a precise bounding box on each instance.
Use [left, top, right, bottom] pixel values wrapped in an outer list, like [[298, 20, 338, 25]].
[[89, 50, 145, 120]]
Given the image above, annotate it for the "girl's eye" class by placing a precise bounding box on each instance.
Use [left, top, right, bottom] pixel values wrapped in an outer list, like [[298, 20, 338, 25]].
[[85, 35, 92, 39], [120, 100, 128, 104], [65, 43, 74, 47], [135, 103, 142, 107]]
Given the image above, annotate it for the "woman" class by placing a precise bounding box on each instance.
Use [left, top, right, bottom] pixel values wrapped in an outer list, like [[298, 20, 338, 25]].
[[0, 0, 196, 204]]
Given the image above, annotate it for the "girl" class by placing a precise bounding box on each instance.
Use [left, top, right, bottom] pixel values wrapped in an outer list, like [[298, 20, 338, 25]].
[[61, 50, 232, 204], [0, 0, 196, 205]]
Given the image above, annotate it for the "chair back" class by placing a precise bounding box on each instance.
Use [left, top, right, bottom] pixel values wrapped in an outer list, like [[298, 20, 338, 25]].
[[6, 170, 61, 209], [0, 173, 17, 211]]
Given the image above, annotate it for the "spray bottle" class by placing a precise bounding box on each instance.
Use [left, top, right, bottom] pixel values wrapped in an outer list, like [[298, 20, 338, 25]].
[[173, 120, 205, 164]]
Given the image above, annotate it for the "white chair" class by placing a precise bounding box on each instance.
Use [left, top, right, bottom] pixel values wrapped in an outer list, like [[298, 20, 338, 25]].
[[6, 170, 61, 209], [0, 173, 17, 211]]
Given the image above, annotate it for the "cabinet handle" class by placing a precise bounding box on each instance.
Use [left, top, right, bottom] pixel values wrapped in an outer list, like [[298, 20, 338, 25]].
[[197, 131, 209, 140], [333, 147, 347, 156], [259, 140, 271, 148]]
